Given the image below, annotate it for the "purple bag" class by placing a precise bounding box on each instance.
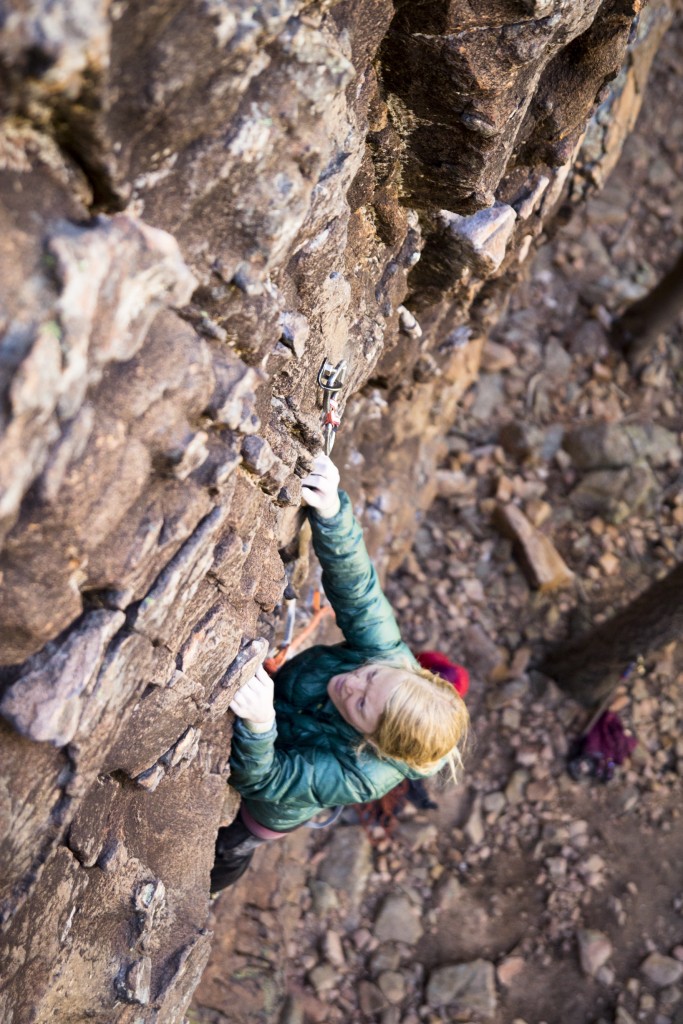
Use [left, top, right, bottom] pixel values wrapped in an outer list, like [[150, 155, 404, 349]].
[[568, 711, 637, 783]]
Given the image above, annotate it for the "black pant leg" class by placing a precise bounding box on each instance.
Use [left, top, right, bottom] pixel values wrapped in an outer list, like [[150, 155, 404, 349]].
[[210, 818, 266, 893]]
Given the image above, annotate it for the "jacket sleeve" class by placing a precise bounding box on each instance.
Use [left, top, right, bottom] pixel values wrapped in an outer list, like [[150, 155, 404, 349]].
[[308, 490, 403, 654], [229, 718, 377, 807]]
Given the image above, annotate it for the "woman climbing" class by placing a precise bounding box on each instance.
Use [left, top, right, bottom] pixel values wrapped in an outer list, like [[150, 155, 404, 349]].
[[211, 453, 469, 893]]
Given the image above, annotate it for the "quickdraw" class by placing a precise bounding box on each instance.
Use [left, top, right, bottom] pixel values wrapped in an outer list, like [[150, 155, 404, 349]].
[[263, 589, 334, 674], [264, 359, 346, 672], [317, 357, 347, 456]]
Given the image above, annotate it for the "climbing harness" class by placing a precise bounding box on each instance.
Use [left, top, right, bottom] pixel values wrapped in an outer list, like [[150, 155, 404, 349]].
[[317, 357, 347, 456]]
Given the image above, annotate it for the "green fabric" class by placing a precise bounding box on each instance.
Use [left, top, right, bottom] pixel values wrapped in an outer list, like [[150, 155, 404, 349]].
[[228, 490, 430, 831]]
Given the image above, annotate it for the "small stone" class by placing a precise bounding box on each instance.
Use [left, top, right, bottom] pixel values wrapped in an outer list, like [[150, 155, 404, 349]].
[[595, 965, 615, 986], [396, 820, 438, 852], [359, 980, 386, 1015], [505, 769, 529, 805], [370, 944, 402, 975], [308, 880, 339, 915], [546, 857, 567, 882], [380, 1009, 401, 1024], [323, 930, 345, 968], [577, 929, 612, 978], [352, 928, 373, 951], [487, 679, 528, 710], [374, 895, 423, 946], [640, 953, 683, 988], [426, 960, 496, 1019], [615, 1007, 638, 1024], [579, 854, 605, 876], [308, 963, 338, 996], [496, 956, 525, 987], [435, 876, 463, 912], [501, 707, 521, 731], [481, 340, 516, 373], [598, 552, 620, 576], [465, 797, 485, 846], [378, 971, 406, 1005], [482, 792, 506, 819], [563, 423, 680, 471], [318, 827, 372, 913], [526, 780, 553, 803]]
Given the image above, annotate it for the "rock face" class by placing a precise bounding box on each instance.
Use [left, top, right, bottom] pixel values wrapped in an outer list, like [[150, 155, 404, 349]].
[[0, 0, 673, 1020]]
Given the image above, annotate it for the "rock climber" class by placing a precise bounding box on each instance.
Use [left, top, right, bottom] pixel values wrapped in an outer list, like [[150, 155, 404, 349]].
[[210, 453, 469, 893]]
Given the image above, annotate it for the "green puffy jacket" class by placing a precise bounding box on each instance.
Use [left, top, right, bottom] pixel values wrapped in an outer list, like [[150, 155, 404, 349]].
[[228, 490, 433, 831]]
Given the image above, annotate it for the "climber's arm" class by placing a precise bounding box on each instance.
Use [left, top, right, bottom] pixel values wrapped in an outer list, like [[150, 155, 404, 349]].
[[301, 455, 403, 654]]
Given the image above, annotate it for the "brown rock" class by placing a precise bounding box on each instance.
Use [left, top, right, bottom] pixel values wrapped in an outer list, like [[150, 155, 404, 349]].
[[494, 503, 575, 591]]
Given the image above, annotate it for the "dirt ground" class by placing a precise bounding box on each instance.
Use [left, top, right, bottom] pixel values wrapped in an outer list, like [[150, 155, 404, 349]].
[[190, 14, 683, 1024]]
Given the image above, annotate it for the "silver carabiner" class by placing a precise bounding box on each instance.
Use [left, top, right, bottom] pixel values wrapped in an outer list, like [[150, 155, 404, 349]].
[[317, 358, 347, 456]]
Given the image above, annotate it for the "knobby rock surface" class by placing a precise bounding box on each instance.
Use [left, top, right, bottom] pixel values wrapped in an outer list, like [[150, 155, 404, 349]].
[[0, 1, 674, 1020]]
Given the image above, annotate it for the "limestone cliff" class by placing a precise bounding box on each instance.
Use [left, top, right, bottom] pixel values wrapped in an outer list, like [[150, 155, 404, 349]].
[[0, 1, 673, 1020]]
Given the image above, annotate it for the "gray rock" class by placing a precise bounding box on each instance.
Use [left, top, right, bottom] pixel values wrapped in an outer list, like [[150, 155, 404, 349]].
[[359, 980, 387, 1016], [464, 796, 485, 846], [440, 202, 517, 275], [563, 422, 681, 470], [370, 944, 402, 975], [279, 310, 310, 357], [378, 971, 406, 1005], [482, 791, 506, 819], [570, 463, 659, 523], [396, 820, 438, 851], [544, 337, 572, 379], [318, 827, 372, 917], [470, 374, 506, 422], [374, 895, 423, 946], [435, 876, 463, 912], [577, 929, 613, 978], [118, 957, 152, 1005], [505, 770, 529, 806], [426, 960, 496, 1019], [308, 963, 338, 996], [0, 610, 125, 745], [308, 880, 340, 915], [640, 953, 683, 988], [131, 505, 229, 646]]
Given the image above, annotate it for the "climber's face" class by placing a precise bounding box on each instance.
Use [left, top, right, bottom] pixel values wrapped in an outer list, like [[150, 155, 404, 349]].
[[327, 665, 400, 735]]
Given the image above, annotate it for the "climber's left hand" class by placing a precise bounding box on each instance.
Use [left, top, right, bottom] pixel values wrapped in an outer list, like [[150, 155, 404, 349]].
[[230, 664, 275, 733]]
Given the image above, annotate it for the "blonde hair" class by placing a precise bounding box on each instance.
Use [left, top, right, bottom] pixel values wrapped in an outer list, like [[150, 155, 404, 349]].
[[366, 659, 469, 781]]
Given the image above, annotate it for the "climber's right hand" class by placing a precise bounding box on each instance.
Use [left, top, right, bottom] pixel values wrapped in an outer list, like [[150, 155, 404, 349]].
[[301, 453, 341, 519], [229, 664, 275, 734]]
